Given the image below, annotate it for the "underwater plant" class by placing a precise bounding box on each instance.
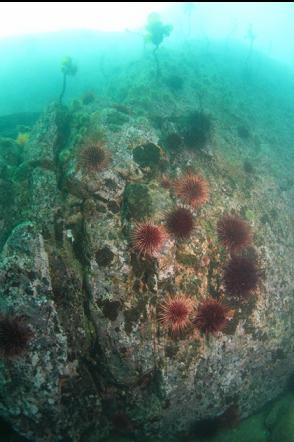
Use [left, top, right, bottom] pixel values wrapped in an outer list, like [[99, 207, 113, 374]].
[[79, 138, 110, 173], [194, 298, 229, 335], [145, 13, 173, 50], [0, 315, 33, 358], [217, 215, 252, 253], [131, 221, 167, 257], [182, 2, 196, 39], [224, 256, 259, 298], [175, 174, 209, 208], [159, 295, 195, 334], [59, 56, 78, 104], [16, 132, 30, 146], [165, 207, 194, 240], [145, 13, 173, 77]]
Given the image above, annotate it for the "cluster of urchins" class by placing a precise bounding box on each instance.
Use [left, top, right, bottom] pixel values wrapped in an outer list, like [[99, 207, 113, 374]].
[[131, 172, 260, 337], [0, 143, 260, 359]]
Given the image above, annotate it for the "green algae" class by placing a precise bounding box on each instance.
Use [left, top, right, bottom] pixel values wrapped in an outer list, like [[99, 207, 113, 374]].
[[122, 183, 154, 221], [133, 143, 161, 169]]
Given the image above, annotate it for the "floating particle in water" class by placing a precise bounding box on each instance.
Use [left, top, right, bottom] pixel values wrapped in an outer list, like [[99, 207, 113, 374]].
[[160, 295, 195, 334], [217, 215, 252, 253]]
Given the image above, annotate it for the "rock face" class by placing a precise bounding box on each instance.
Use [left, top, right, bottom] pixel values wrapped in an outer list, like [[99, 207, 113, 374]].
[[0, 48, 294, 442]]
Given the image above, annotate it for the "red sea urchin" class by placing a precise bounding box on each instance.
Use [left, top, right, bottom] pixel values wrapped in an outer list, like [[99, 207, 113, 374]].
[[194, 298, 229, 335], [175, 174, 209, 208], [79, 139, 110, 172], [159, 295, 195, 334], [166, 207, 194, 240], [0, 315, 33, 358], [224, 256, 259, 298], [132, 221, 167, 257], [217, 215, 252, 253]]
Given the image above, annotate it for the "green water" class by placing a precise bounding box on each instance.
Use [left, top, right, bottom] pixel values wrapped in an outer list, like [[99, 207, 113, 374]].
[[0, 3, 293, 442]]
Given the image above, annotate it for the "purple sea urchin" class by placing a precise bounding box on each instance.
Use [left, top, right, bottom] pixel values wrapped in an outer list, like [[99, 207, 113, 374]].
[[217, 215, 252, 253], [166, 207, 194, 240], [224, 256, 259, 298], [0, 315, 33, 358], [79, 139, 110, 172], [194, 299, 229, 335]]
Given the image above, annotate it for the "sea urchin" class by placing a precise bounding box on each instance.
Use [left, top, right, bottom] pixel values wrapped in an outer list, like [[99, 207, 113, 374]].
[[175, 174, 209, 208], [194, 298, 229, 335], [159, 295, 195, 334], [217, 215, 252, 253], [132, 221, 167, 257], [166, 207, 194, 240], [0, 315, 33, 358], [224, 256, 259, 298], [79, 139, 110, 172]]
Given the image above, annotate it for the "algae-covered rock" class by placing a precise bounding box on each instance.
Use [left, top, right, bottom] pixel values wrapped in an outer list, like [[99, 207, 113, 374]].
[[0, 112, 39, 138], [133, 143, 161, 169], [0, 138, 23, 166], [1, 44, 294, 442], [122, 182, 154, 221], [0, 224, 105, 442], [179, 111, 212, 150], [0, 179, 15, 207], [105, 110, 129, 127]]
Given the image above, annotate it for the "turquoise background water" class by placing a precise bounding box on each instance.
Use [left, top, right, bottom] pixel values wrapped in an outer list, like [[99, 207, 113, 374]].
[[0, 2, 294, 116]]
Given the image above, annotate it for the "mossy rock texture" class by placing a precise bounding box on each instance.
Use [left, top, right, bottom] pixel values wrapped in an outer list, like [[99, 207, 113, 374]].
[[0, 42, 294, 442]]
